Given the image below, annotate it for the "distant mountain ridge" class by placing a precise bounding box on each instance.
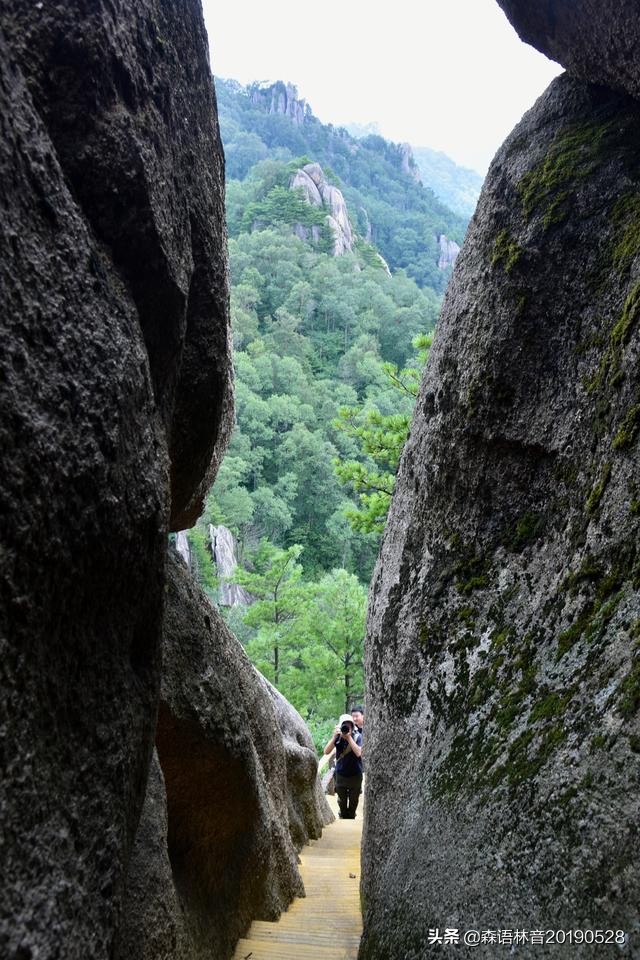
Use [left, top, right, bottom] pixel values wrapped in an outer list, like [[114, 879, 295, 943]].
[[345, 122, 484, 218], [216, 78, 468, 294]]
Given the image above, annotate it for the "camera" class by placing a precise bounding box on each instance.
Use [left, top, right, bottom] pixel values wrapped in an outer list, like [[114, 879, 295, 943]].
[[340, 722, 352, 734]]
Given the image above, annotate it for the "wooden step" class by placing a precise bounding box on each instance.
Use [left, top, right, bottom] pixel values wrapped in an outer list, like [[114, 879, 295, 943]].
[[232, 796, 362, 960]]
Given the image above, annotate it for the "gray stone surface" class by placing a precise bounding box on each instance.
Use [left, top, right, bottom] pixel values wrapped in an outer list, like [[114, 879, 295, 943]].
[[118, 752, 190, 960], [0, 1, 232, 956], [1, 0, 234, 530], [261, 676, 334, 848], [360, 75, 640, 959], [134, 554, 329, 959], [0, 26, 167, 960], [496, 0, 640, 102]]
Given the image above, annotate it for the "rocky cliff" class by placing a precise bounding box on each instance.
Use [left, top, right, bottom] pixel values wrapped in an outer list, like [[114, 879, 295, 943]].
[[290, 161, 354, 255], [209, 523, 253, 606], [0, 2, 232, 957], [250, 80, 310, 125], [360, 65, 640, 960], [437, 233, 461, 270]]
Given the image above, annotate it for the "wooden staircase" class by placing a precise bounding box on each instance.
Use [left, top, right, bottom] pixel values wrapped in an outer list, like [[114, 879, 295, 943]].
[[232, 796, 363, 959]]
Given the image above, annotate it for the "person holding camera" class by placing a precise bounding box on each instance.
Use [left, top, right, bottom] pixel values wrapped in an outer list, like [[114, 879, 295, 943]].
[[323, 714, 363, 819]]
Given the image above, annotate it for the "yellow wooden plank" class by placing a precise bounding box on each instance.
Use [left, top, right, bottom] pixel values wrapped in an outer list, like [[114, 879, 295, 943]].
[[231, 804, 363, 960]]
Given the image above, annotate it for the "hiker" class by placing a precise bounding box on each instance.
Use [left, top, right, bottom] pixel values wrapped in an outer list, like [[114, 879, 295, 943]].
[[350, 705, 364, 734], [323, 713, 363, 819]]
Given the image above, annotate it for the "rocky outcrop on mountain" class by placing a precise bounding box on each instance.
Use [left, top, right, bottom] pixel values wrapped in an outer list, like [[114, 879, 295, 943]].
[[400, 142, 422, 183], [497, 0, 640, 102], [0, 2, 231, 957], [209, 524, 253, 606], [290, 162, 354, 255], [437, 233, 461, 270], [120, 554, 329, 959], [1, 0, 234, 531], [250, 81, 310, 126], [174, 532, 192, 570], [360, 74, 640, 959]]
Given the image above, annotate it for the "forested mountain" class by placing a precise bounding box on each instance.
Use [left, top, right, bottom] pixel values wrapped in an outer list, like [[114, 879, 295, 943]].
[[346, 120, 484, 218], [411, 146, 484, 217], [216, 78, 468, 293], [183, 78, 472, 742]]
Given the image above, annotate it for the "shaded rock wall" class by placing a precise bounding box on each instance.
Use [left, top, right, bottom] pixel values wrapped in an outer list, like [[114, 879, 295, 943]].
[[0, 2, 232, 957], [122, 555, 331, 960], [361, 74, 640, 959], [1, 0, 233, 530], [497, 0, 640, 102]]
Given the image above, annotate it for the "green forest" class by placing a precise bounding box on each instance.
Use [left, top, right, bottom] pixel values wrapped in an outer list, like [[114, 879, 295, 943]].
[[183, 79, 476, 748]]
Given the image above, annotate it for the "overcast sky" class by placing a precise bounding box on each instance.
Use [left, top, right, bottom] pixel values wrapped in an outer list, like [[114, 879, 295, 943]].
[[201, 0, 562, 174]]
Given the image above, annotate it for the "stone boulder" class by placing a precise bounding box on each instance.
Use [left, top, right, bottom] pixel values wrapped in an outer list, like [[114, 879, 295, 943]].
[[122, 554, 330, 959], [117, 752, 190, 960], [1, 0, 234, 530], [496, 0, 640, 102], [0, 2, 231, 957], [360, 74, 640, 959], [261, 676, 333, 849], [0, 26, 168, 960]]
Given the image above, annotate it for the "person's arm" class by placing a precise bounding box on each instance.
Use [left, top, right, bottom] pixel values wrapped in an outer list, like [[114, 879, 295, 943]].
[[345, 731, 362, 758], [323, 727, 340, 755]]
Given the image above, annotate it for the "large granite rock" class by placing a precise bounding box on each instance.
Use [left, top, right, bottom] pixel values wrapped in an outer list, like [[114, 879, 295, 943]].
[[290, 162, 354, 255], [261, 676, 333, 849], [497, 0, 640, 102], [0, 2, 231, 957], [117, 752, 190, 960], [0, 26, 167, 960], [122, 555, 330, 960], [1, 0, 234, 530], [360, 74, 640, 959]]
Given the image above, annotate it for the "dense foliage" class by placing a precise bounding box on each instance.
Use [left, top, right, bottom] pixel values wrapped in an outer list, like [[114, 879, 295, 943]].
[[217, 78, 468, 293], [184, 80, 470, 746]]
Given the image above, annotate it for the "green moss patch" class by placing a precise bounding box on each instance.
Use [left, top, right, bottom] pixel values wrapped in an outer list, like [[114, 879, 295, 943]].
[[613, 403, 640, 450], [587, 283, 640, 394], [585, 462, 612, 516], [612, 193, 640, 273], [491, 229, 524, 272], [518, 121, 615, 228]]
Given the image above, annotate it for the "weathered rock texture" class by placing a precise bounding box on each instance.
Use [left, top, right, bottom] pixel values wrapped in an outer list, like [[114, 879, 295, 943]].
[[290, 161, 354, 255], [361, 75, 640, 959], [0, 2, 231, 958], [209, 523, 253, 606], [118, 752, 190, 960], [250, 80, 310, 125], [497, 0, 640, 102], [437, 233, 461, 270], [1, 0, 234, 530], [261, 676, 333, 849], [123, 555, 331, 960]]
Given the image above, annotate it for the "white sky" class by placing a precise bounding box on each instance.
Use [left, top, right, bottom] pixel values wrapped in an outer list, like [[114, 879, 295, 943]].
[[201, 0, 562, 174]]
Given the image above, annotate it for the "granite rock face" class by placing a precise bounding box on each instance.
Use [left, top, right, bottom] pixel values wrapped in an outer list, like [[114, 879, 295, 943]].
[[0, 28, 167, 960], [261, 676, 333, 849], [0, 2, 231, 957], [497, 1, 640, 103], [437, 233, 461, 270], [118, 752, 190, 960], [1, 0, 234, 530], [360, 75, 640, 959], [122, 555, 329, 959], [290, 162, 354, 255], [250, 80, 310, 125]]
